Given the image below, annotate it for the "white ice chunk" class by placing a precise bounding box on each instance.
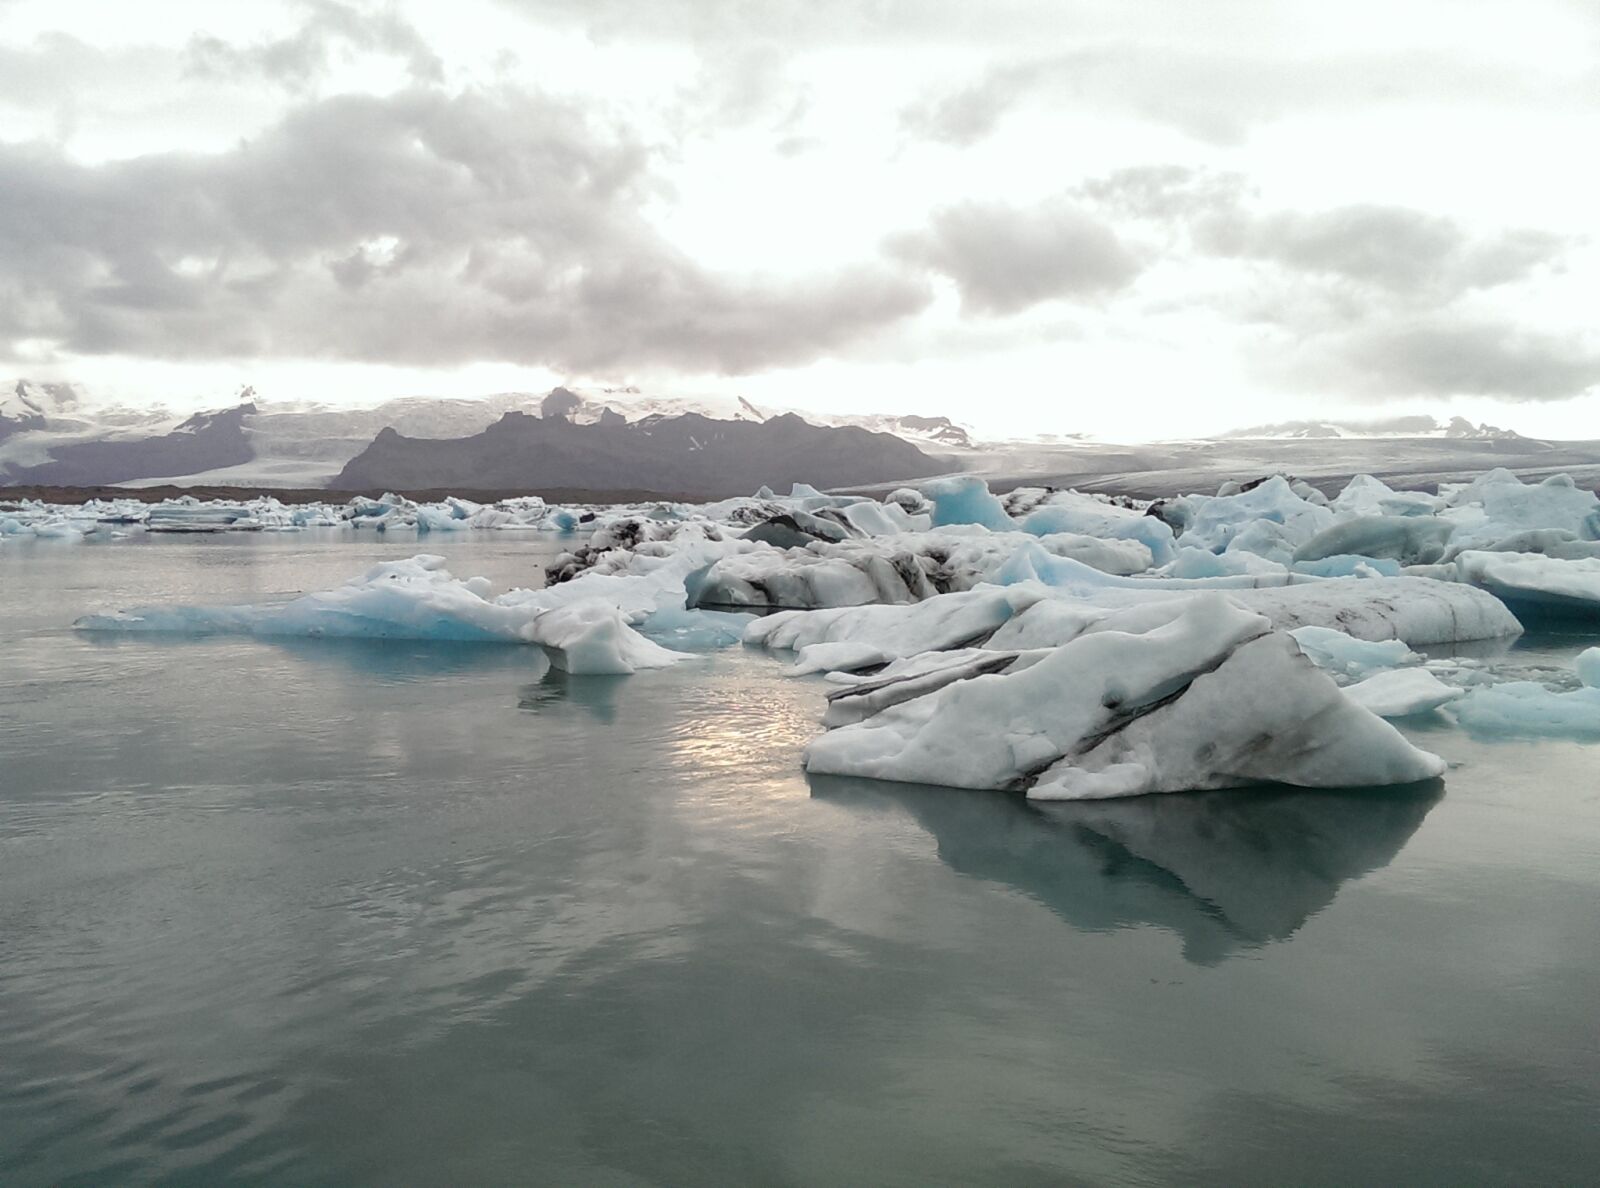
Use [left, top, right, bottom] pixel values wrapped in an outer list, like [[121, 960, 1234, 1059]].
[[1031, 532, 1154, 576], [746, 585, 1027, 658], [1331, 474, 1443, 518], [1292, 555, 1402, 579], [1344, 668, 1465, 717], [1157, 546, 1288, 579], [1577, 647, 1600, 689], [792, 640, 892, 675], [532, 600, 686, 673]]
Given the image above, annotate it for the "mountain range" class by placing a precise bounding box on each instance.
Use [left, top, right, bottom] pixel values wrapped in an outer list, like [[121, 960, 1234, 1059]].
[[1219, 415, 1524, 441], [0, 381, 960, 493], [334, 409, 943, 495], [8, 378, 1592, 499]]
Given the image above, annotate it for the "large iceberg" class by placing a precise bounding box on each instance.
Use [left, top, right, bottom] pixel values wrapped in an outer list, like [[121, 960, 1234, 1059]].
[[801, 596, 1445, 799]]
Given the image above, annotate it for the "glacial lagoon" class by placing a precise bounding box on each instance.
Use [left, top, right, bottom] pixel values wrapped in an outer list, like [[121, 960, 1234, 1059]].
[[2, 532, 1598, 1184]]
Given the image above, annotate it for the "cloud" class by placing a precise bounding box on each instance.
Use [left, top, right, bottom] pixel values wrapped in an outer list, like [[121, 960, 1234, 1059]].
[[1076, 166, 1252, 223], [888, 198, 1140, 315], [184, 0, 445, 89], [0, 87, 930, 373], [901, 46, 1557, 147], [1324, 317, 1600, 401], [1078, 166, 1569, 301], [493, 0, 1105, 50], [1066, 164, 1592, 403], [1198, 205, 1567, 298]]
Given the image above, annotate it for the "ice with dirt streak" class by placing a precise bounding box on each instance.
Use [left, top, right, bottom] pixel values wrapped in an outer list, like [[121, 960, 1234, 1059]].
[[800, 595, 1445, 799]]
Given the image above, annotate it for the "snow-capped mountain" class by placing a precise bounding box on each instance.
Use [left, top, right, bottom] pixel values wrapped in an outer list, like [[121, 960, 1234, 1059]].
[[534, 386, 977, 449], [0, 381, 972, 489], [1222, 415, 1525, 442], [0, 380, 88, 437]]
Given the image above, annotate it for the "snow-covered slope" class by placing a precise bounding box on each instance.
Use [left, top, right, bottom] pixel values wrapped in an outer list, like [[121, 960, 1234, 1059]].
[[541, 387, 977, 449], [1222, 415, 1527, 442], [0, 380, 92, 438]]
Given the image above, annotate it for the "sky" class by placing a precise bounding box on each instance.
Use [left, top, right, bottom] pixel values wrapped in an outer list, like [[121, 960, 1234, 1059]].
[[1, 0, 1598, 440]]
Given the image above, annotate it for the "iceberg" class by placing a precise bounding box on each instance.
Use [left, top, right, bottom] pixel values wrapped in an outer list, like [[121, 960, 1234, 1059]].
[[1020, 492, 1177, 565], [1440, 470, 1600, 551], [1221, 578, 1521, 645], [1455, 551, 1600, 615], [801, 595, 1445, 799], [1170, 477, 1335, 555], [74, 554, 690, 674], [691, 529, 1153, 611], [1292, 515, 1454, 566], [1331, 474, 1443, 518], [533, 601, 687, 674], [923, 475, 1016, 531], [1449, 682, 1600, 740]]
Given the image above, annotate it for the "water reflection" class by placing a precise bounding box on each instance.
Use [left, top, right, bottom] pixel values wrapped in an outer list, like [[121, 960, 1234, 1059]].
[[77, 630, 545, 682], [809, 774, 1443, 964], [517, 664, 625, 723]]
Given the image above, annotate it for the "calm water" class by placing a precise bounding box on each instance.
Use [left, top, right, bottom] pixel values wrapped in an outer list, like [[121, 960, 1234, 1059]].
[[2, 534, 1598, 1185]]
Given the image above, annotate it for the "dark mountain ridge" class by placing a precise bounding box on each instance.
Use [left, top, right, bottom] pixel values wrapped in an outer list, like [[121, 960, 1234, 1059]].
[[9, 405, 256, 487], [333, 409, 946, 496]]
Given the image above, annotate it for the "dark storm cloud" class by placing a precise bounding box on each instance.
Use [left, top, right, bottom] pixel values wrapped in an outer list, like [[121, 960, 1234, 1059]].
[[184, 0, 445, 88], [887, 199, 1140, 315], [0, 87, 931, 372]]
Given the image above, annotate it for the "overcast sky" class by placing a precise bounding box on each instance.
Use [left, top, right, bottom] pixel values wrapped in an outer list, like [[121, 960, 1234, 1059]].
[[2, 0, 1598, 439]]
